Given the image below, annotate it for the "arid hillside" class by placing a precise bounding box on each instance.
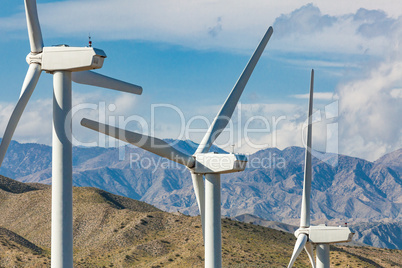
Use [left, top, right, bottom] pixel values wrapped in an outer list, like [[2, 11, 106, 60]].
[[0, 175, 401, 267]]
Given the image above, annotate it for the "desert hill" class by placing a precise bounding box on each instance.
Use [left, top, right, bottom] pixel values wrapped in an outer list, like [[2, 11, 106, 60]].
[[0, 176, 401, 267]]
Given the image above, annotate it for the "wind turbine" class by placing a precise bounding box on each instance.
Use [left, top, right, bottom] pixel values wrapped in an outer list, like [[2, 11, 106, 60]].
[[0, 1, 142, 267], [81, 26, 274, 268], [287, 70, 353, 268]]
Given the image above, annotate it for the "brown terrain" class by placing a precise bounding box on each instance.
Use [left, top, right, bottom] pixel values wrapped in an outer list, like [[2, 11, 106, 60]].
[[0, 175, 401, 267]]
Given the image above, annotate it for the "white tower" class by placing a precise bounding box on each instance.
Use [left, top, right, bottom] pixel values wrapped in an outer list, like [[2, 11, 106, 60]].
[[0, 1, 143, 267], [287, 70, 354, 268]]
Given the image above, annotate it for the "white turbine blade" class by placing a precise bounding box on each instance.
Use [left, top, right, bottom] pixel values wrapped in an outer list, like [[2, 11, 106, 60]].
[[191, 173, 205, 241], [24, 0, 44, 53], [304, 241, 316, 268], [300, 69, 314, 228], [81, 118, 194, 167], [195, 26, 273, 154], [71, 71, 143, 95], [0, 64, 42, 166], [287, 234, 308, 268]]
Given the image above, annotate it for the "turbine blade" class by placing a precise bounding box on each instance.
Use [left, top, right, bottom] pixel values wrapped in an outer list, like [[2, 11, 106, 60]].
[[300, 69, 314, 228], [71, 71, 143, 95], [287, 234, 308, 268], [305, 241, 316, 268], [191, 173, 205, 241], [81, 118, 195, 167], [24, 0, 44, 53], [0, 64, 42, 166], [195, 26, 273, 154]]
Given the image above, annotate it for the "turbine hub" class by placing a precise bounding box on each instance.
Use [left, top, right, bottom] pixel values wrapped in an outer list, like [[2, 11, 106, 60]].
[[26, 52, 42, 65]]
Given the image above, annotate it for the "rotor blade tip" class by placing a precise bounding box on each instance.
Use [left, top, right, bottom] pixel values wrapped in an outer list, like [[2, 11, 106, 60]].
[[80, 118, 90, 126]]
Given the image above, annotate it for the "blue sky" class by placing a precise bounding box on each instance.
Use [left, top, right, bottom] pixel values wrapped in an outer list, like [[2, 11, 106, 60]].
[[0, 0, 401, 161]]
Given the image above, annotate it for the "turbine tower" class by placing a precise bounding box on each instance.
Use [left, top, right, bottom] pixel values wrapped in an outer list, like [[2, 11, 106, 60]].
[[81, 26, 274, 268], [287, 70, 353, 268], [0, 1, 142, 267]]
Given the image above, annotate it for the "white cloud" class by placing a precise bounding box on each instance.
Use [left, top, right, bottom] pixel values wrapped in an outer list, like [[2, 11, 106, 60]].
[[0, 90, 142, 146], [280, 58, 356, 69], [292, 92, 336, 100], [337, 59, 402, 161], [390, 88, 402, 99], [270, 4, 402, 161], [271, 4, 402, 57], [0, 98, 52, 144], [1, 1, 401, 56], [211, 103, 305, 153], [316, 1, 402, 18], [229, 102, 337, 154]]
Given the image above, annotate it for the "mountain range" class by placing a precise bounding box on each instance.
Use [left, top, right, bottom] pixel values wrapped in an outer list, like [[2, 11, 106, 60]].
[[0, 138, 401, 249]]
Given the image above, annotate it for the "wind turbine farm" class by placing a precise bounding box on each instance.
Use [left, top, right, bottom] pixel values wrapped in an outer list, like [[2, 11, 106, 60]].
[[0, 0, 401, 267]]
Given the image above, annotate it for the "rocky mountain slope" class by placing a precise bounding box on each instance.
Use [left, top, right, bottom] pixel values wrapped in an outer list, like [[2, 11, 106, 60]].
[[0, 139, 401, 248], [352, 221, 402, 249], [0, 176, 401, 267], [233, 214, 402, 250]]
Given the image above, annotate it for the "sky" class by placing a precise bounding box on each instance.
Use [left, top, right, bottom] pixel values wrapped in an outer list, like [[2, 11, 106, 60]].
[[0, 0, 401, 161]]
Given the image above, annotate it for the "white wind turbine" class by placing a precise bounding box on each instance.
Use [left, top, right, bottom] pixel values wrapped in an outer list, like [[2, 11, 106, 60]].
[[0, 1, 142, 267], [81, 26, 273, 268], [287, 70, 353, 268]]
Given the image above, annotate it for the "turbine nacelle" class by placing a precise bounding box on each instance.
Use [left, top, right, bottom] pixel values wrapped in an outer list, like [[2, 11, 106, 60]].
[[26, 46, 106, 72], [193, 153, 247, 174], [295, 225, 354, 244]]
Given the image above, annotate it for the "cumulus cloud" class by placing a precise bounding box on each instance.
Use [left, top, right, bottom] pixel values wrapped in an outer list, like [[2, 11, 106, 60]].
[[337, 59, 402, 160], [274, 4, 337, 36], [272, 4, 402, 57], [271, 4, 402, 160], [354, 8, 397, 39]]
